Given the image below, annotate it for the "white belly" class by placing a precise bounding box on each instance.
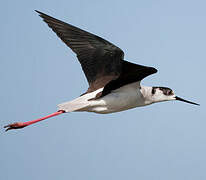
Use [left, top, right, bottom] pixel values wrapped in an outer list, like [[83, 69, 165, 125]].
[[85, 83, 145, 114]]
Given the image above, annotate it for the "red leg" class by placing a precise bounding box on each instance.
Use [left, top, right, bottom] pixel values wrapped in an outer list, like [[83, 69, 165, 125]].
[[4, 110, 65, 131]]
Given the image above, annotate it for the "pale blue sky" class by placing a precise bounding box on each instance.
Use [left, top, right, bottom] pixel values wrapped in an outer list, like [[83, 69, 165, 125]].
[[1, 0, 205, 180]]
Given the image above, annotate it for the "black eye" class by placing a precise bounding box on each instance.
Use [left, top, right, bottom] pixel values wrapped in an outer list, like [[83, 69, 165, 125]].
[[167, 90, 173, 95]]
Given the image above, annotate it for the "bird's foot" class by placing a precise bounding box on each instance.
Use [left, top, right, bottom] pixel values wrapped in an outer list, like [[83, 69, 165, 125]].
[[4, 122, 27, 131]]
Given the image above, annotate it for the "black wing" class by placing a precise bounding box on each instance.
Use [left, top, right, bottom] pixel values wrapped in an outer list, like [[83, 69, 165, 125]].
[[101, 61, 157, 97], [36, 11, 124, 91]]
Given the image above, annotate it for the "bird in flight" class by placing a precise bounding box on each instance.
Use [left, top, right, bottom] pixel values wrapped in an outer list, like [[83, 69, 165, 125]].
[[4, 10, 199, 131]]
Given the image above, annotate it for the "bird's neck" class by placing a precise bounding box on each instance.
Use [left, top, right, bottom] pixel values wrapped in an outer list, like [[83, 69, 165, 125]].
[[140, 86, 154, 105]]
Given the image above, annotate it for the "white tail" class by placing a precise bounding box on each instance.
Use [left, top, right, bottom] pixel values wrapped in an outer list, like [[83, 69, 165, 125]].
[[57, 88, 104, 112], [58, 97, 90, 112]]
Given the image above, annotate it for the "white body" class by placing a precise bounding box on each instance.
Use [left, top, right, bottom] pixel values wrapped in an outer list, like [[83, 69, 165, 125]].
[[58, 82, 155, 114]]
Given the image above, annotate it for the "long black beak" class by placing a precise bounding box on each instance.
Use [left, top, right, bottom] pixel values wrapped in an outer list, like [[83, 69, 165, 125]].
[[175, 96, 200, 106]]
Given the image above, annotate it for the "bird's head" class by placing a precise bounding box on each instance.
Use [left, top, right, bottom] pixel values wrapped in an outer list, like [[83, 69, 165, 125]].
[[150, 87, 199, 106]]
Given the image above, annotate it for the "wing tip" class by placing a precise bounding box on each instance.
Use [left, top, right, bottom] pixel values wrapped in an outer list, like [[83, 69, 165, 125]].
[[153, 67, 158, 74], [35, 10, 44, 15], [35, 10, 52, 20], [35, 10, 46, 20], [35, 10, 43, 16]]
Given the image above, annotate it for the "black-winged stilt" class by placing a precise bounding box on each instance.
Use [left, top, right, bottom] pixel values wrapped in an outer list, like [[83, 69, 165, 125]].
[[4, 11, 199, 131]]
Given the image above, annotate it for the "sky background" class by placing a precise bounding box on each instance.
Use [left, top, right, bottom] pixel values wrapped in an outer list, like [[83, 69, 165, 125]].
[[1, 0, 205, 180]]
